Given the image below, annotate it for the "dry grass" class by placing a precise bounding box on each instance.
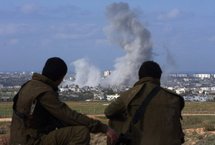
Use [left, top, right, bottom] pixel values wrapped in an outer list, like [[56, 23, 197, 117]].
[[90, 134, 106, 145], [182, 115, 215, 129], [0, 136, 9, 145], [1, 101, 215, 117], [183, 102, 215, 114], [183, 128, 215, 145]]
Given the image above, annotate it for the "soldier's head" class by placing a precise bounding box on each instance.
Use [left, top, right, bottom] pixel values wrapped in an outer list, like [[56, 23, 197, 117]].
[[138, 61, 162, 80], [42, 57, 68, 83]]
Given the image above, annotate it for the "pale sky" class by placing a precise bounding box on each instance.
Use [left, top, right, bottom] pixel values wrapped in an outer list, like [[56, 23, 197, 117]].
[[0, 0, 215, 73]]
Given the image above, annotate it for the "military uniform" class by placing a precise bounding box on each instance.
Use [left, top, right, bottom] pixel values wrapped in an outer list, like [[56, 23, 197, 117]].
[[10, 73, 108, 145], [105, 77, 184, 145]]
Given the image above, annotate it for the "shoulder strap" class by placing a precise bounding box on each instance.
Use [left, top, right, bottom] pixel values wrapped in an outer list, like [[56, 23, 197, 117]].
[[13, 81, 45, 120], [132, 86, 161, 124], [13, 81, 30, 119], [122, 84, 146, 108]]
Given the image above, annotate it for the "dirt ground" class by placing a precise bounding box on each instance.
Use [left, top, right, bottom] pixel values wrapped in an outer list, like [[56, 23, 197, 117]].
[[0, 121, 107, 145], [90, 129, 215, 145], [183, 128, 215, 145], [0, 133, 107, 145], [1, 128, 215, 145], [90, 134, 106, 145], [1, 121, 215, 145]]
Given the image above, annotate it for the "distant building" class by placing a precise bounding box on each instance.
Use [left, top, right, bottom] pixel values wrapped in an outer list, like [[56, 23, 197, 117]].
[[103, 70, 111, 78], [0, 97, 11, 102], [93, 93, 105, 100], [193, 74, 211, 79], [175, 88, 186, 94], [106, 94, 119, 101], [211, 87, 215, 91], [198, 87, 210, 94], [169, 73, 188, 77], [167, 87, 174, 90]]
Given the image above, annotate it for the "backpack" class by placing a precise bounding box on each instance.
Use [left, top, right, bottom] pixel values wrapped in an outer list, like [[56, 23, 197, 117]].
[[108, 84, 185, 145], [108, 86, 161, 145]]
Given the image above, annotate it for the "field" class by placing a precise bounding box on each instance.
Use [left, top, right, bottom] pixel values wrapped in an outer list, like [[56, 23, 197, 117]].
[[0, 101, 215, 144], [1, 101, 215, 116], [1, 101, 215, 128]]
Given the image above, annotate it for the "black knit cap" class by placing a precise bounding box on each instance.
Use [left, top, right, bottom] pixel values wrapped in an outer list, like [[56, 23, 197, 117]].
[[138, 61, 162, 79], [42, 57, 67, 81]]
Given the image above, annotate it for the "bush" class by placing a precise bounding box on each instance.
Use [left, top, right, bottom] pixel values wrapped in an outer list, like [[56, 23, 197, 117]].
[[203, 121, 215, 131], [195, 135, 215, 145], [0, 127, 6, 134]]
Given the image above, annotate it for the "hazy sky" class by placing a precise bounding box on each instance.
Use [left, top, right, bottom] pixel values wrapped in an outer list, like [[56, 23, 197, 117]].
[[0, 0, 214, 72]]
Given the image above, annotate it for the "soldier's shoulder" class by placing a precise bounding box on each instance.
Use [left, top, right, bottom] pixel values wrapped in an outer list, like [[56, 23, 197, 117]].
[[162, 88, 184, 104], [161, 87, 181, 97], [29, 80, 53, 92], [119, 89, 132, 101], [120, 84, 144, 97], [161, 88, 184, 109]]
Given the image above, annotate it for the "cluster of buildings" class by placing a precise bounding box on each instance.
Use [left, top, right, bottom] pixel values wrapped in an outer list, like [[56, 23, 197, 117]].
[[0, 72, 215, 102], [162, 73, 215, 101], [60, 72, 215, 102]]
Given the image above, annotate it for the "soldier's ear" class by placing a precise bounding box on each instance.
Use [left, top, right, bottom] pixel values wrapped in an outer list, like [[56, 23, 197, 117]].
[[54, 76, 65, 86]]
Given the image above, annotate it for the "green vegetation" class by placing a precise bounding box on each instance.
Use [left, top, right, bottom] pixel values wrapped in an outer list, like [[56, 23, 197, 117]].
[[65, 101, 108, 115], [183, 102, 215, 114], [0, 102, 12, 118], [203, 120, 215, 131], [195, 135, 215, 145], [0, 88, 18, 97], [182, 116, 215, 129]]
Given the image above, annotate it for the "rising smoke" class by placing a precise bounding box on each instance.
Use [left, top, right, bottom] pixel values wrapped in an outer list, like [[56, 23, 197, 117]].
[[72, 58, 101, 87], [72, 2, 154, 87], [105, 2, 153, 86]]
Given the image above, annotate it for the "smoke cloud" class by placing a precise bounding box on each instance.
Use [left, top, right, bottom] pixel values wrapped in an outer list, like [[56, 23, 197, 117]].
[[105, 2, 153, 86], [72, 58, 101, 87], [72, 2, 154, 87]]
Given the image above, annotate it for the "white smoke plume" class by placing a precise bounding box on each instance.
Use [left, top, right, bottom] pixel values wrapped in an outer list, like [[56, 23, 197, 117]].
[[105, 2, 153, 86], [71, 2, 154, 88], [72, 58, 101, 87]]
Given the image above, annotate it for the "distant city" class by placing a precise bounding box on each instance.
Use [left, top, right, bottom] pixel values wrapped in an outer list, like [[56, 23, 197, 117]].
[[0, 71, 215, 102]]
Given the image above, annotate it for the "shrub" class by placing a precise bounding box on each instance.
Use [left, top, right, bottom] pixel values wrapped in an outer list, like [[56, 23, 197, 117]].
[[195, 135, 215, 145], [203, 121, 215, 131], [0, 127, 6, 134]]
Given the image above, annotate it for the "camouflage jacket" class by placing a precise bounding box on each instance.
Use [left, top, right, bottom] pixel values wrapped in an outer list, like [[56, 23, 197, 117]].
[[10, 73, 107, 145], [105, 77, 184, 145]]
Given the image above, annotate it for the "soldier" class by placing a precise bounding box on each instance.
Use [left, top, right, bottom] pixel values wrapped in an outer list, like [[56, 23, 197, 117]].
[[105, 61, 184, 145], [10, 57, 118, 145]]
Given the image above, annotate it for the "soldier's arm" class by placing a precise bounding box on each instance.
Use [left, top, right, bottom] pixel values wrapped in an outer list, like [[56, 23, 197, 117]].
[[104, 97, 126, 119], [39, 91, 108, 133], [169, 94, 185, 144]]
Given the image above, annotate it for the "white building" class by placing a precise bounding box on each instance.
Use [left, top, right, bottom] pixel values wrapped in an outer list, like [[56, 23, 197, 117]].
[[169, 73, 188, 77], [193, 74, 211, 79], [175, 88, 186, 94], [198, 87, 210, 94], [106, 94, 119, 101], [103, 70, 111, 78], [211, 87, 215, 91]]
